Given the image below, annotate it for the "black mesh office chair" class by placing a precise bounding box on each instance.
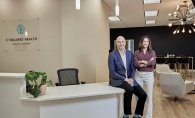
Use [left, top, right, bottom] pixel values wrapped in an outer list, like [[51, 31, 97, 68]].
[[55, 68, 85, 86], [109, 49, 114, 53]]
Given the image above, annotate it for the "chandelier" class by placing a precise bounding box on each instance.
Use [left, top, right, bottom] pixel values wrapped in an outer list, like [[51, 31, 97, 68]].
[[168, 1, 195, 34]]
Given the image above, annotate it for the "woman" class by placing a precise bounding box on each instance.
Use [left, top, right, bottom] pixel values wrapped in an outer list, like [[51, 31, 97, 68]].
[[134, 35, 156, 118]]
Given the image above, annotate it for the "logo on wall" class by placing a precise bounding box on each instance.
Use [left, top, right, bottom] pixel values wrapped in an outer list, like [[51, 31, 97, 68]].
[[17, 24, 25, 34], [3, 18, 40, 51]]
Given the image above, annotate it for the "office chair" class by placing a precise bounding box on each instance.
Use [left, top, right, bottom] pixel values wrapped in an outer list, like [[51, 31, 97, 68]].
[[159, 72, 194, 101], [109, 49, 114, 53], [55, 68, 85, 86]]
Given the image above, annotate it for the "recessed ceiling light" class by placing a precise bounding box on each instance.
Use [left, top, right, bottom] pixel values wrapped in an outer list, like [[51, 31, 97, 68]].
[[109, 16, 120, 21], [146, 20, 156, 24], [145, 10, 158, 16], [143, 0, 161, 4]]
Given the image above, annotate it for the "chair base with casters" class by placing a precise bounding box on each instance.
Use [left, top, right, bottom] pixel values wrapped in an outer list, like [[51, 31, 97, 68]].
[[164, 96, 189, 102]]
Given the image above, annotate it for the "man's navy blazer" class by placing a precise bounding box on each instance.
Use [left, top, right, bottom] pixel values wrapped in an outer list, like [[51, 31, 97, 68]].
[[108, 49, 138, 87]]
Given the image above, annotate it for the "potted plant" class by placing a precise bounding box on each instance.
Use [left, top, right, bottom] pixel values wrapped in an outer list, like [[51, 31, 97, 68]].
[[181, 73, 186, 82], [25, 70, 53, 98]]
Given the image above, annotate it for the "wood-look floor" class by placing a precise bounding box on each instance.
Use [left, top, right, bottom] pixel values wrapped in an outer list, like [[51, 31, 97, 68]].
[[130, 73, 195, 118]]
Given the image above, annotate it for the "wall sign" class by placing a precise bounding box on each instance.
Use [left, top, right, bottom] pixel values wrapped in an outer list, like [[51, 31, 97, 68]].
[[3, 18, 40, 51]]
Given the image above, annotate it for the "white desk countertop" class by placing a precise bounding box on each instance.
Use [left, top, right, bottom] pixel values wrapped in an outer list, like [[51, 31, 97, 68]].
[[19, 83, 124, 102], [0, 73, 25, 78], [0, 73, 124, 118]]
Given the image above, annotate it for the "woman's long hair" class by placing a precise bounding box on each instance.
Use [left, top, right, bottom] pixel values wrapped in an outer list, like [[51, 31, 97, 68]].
[[138, 35, 152, 52]]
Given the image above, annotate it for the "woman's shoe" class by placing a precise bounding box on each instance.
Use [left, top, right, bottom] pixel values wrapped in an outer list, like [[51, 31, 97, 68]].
[[123, 114, 129, 118], [133, 114, 141, 118]]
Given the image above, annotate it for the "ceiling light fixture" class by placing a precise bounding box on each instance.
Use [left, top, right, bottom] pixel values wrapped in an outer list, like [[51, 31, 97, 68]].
[[76, 0, 80, 10], [145, 10, 159, 16], [146, 20, 156, 24], [109, 16, 120, 21], [168, 1, 195, 34], [143, 0, 161, 4], [115, 0, 119, 16]]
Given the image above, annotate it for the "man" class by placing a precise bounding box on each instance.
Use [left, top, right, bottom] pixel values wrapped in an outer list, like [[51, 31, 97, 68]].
[[108, 36, 147, 118]]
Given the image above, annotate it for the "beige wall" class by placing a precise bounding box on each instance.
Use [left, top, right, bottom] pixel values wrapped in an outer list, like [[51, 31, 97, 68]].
[[0, 0, 109, 84], [61, 0, 109, 83], [0, 0, 63, 84], [95, 0, 109, 82]]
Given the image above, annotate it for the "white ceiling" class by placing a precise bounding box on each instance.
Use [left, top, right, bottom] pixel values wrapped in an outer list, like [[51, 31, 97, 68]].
[[103, 0, 194, 28]]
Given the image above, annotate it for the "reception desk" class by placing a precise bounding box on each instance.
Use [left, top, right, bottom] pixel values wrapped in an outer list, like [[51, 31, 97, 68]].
[[0, 73, 124, 118], [0, 73, 27, 118]]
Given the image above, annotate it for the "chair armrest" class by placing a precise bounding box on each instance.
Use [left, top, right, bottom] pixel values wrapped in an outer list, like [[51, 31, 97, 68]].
[[55, 83, 59, 86], [81, 81, 86, 84], [184, 80, 194, 94]]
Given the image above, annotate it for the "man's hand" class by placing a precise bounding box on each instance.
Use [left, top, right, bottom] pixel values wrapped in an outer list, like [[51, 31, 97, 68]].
[[125, 78, 134, 86]]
